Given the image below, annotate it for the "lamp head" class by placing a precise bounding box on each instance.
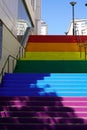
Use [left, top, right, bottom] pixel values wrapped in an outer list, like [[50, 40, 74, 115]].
[[85, 3, 87, 6], [70, 1, 76, 6]]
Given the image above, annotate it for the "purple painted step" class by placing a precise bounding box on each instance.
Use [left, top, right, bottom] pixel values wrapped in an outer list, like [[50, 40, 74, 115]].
[[0, 96, 87, 124], [1, 123, 87, 130]]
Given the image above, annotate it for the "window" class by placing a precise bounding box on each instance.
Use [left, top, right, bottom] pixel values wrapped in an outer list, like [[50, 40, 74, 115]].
[[17, 0, 33, 42], [18, 0, 32, 28]]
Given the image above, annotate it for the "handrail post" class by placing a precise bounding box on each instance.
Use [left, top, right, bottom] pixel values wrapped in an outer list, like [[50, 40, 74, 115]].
[[0, 69, 3, 83], [0, 55, 17, 84], [19, 47, 21, 60], [22, 47, 24, 57], [13, 59, 14, 72], [1, 69, 3, 78], [84, 47, 86, 60], [8, 56, 9, 73]]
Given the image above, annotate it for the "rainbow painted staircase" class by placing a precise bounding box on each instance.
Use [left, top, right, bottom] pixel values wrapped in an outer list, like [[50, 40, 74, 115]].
[[1, 35, 87, 129]]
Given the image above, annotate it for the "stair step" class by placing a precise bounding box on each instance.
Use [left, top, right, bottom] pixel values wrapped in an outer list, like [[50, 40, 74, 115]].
[[14, 60, 87, 73], [1, 123, 87, 130], [1, 111, 87, 118], [0, 92, 87, 96], [3, 106, 87, 112], [4, 73, 49, 79], [21, 52, 84, 60], [0, 96, 63, 101], [1, 101, 87, 106], [3, 80, 87, 84], [28, 35, 87, 43], [0, 116, 86, 123]]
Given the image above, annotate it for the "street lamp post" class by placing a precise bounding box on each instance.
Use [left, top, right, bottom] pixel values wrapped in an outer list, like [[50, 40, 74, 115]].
[[70, 1, 76, 35]]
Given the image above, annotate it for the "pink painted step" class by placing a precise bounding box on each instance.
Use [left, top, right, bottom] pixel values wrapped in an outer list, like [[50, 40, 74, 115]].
[[63, 97, 87, 101], [62, 97, 87, 122]]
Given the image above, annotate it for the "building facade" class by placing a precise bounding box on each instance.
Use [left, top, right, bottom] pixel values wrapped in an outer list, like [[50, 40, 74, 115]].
[[17, 20, 30, 36], [0, 0, 35, 36], [33, 0, 42, 35], [0, 0, 43, 62], [0, 0, 35, 80], [17, 0, 42, 35], [67, 19, 87, 35], [40, 20, 48, 35], [0, 0, 43, 36]]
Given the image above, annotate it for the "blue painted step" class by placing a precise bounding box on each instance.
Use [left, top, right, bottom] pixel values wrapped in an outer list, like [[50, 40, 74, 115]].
[[1, 73, 50, 87], [36, 73, 87, 96], [1, 73, 87, 96], [3, 73, 50, 79]]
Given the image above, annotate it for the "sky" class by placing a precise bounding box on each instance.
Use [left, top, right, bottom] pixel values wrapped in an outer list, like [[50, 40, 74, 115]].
[[41, 0, 87, 35]]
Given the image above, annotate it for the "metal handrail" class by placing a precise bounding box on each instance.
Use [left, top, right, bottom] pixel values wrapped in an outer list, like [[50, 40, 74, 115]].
[[0, 26, 33, 84], [0, 55, 17, 74], [21, 27, 33, 47], [83, 43, 87, 60], [0, 46, 25, 83], [76, 35, 87, 60], [0, 55, 17, 83]]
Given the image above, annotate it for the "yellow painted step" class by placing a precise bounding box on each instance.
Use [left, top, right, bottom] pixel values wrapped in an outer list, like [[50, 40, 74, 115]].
[[21, 52, 85, 60]]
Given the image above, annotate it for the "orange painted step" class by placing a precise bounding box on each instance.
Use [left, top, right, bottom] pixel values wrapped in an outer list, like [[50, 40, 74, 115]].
[[25, 42, 84, 52]]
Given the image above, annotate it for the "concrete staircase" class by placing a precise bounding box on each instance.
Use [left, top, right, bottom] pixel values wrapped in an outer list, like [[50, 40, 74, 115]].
[[0, 35, 87, 129]]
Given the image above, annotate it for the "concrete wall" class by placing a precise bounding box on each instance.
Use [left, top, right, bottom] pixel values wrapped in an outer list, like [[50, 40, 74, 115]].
[[0, 0, 18, 36], [0, 24, 22, 82]]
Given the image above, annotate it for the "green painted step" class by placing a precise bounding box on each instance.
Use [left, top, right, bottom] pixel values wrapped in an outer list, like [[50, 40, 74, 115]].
[[14, 60, 87, 73]]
